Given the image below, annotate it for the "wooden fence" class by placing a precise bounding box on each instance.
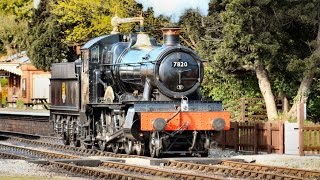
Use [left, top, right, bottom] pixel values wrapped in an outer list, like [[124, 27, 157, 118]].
[[214, 121, 284, 154], [221, 99, 320, 155], [302, 124, 320, 155], [215, 120, 320, 155], [224, 98, 283, 122], [298, 102, 320, 155]]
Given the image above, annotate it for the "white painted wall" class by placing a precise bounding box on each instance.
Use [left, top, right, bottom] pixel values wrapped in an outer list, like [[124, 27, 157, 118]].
[[32, 74, 50, 99]]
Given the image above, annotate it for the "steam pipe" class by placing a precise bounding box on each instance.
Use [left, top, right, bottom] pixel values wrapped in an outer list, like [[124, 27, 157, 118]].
[[111, 15, 144, 34]]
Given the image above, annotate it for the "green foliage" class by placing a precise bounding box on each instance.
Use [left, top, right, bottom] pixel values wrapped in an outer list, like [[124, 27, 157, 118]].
[[179, 10, 205, 49], [202, 65, 260, 103], [51, 0, 140, 45], [0, 0, 33, 20], [1, 96, 5, 106], [306, 79, 320, 123], [0, 0, 31, 55], [15, 98, 24, 109], [28, 20, 68, 71], [142, 8, 170, 42], [0, 78, 8, 105], [28, 21, 68, 70], [0, 78, 8, 87], [217, 0, 282, 70], [2, 0, 320, 121], [177, 0, 320, 120], [0, 13, 28, 55], [27, 0, 68, 71], [0, 41, 4, 54], [179, 1, 261, 103]]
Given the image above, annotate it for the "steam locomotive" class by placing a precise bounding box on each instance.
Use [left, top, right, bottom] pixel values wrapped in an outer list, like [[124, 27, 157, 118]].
[[50, 23, 230, 157]]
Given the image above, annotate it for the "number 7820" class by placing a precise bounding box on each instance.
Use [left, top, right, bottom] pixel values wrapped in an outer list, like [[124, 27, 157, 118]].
[[172, 61, 188, 67]]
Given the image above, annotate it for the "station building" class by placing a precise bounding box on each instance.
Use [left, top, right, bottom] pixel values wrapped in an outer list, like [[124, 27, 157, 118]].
[[0, 51, 50, 107]]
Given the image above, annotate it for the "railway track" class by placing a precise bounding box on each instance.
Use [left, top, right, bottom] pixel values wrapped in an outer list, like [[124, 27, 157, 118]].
[[167, 160, 320, 180], [0, 143, 78, 159], [1, 132, 319, 180], [0, 141, 223, 179], [0, 134, 142, 158], [220, 160, 320, 179], [0, 150, 154, 180], [0, 130, 64, 145], [45, 161, 154, 180]]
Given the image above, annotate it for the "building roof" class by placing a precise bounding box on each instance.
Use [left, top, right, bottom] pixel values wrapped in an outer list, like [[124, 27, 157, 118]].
[[0, 51, 30, 76], [0, 51, 30, 63], [0, 64, 22, 75]]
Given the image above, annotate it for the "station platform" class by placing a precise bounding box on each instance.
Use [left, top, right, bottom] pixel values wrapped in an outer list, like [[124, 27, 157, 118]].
[[0, 108, 49, 117]]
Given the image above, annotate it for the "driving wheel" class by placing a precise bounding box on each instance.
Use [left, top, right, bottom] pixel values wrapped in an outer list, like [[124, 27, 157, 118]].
[[111, 143, 120, 153], [124, 140, 133, 155], [62, 132, 70, 145], [149, 132, 161, 158]]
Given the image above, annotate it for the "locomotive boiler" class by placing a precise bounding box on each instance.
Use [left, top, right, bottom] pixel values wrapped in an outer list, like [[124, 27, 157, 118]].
[[50, 17, 230, 157]]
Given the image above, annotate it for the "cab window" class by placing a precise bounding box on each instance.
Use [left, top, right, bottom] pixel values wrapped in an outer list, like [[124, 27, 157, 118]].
[[90, 45, 99, 63]]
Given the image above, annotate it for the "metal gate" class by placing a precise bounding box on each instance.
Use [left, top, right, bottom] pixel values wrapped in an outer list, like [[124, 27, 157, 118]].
[[284, 122, 299, 155]]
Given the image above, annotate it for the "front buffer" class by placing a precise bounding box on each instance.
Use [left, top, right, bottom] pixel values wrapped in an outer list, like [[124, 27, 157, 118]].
[[134, 100, 230, 157]]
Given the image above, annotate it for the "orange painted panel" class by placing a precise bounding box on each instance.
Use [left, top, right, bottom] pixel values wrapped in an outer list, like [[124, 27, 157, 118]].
[[141, 111, 230, 131]]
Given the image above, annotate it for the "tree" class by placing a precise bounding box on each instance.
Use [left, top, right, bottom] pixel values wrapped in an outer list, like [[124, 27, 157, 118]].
[[0, 0, 33, 19], [142, 8, 171, 42], [283, 1, 320, 118], [214, 0, 282, 120], [28, 0, 151, 70], [28, 19, 68, 71], [0, 0, 32, 55], [0, 42, 4, 54], [27, 0, 69, 71], [0, 13, 28, 56], [51, 0, 141, 45], [179, 1, 261, 104], [204, 0, 319, 121]]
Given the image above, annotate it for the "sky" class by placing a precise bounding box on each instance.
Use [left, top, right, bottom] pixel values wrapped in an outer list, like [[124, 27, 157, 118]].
[[34, 0, 40, 9], [33, 0, 210, 22], [136, 0, 210, 22]]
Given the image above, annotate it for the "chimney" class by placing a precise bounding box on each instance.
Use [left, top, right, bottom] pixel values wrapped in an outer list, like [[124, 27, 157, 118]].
[[161, 27, 181, 46]]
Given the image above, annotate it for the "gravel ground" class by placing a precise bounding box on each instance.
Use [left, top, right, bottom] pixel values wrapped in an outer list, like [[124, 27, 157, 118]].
[[0, 160, 88, 180], [209, 148, 320, 171], [0, 150, 319, 179], [231, 154, 320, 171]]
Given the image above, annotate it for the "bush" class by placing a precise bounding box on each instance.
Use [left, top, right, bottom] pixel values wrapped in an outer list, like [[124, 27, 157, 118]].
[[15, 99, 24, 109]]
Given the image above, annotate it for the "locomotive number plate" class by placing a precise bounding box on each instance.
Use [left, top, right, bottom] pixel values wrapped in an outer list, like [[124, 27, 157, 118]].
[[172, 61, 188, 67]]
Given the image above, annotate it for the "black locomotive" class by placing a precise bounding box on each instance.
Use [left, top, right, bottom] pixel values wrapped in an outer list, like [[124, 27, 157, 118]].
[[50, 25, 230, 157]]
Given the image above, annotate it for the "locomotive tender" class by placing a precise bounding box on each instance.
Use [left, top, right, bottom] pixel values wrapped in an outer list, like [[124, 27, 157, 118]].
[[50, 18, 230, 157]]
